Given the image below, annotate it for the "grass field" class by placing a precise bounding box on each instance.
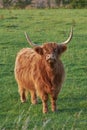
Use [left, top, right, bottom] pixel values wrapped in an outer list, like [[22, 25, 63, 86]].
[[0, 9, 87, 130]]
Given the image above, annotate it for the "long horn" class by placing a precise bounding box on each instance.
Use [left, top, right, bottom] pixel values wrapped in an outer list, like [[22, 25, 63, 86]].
[[61, 27, 73, 45], [24, 32, 37, 47]]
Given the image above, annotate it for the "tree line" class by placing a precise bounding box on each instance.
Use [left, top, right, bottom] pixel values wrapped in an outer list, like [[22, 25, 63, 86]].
[[0, 0, 87, 9]]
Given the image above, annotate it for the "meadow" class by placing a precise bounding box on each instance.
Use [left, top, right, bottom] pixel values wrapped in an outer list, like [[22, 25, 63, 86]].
[[0, 9, 87, 130]]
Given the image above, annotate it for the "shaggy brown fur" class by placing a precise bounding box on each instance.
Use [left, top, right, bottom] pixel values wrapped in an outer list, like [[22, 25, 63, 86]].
[[14, 42, 67, 113]]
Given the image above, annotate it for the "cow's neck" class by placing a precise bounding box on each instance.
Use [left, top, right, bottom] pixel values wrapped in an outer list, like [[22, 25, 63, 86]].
[[38, 59, 64, 90], [45, 61, 58, 74]]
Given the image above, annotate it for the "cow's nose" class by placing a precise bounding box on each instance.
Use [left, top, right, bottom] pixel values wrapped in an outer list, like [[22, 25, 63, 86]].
[[46, 54, 55, 60], [47, 54, 51, 59]]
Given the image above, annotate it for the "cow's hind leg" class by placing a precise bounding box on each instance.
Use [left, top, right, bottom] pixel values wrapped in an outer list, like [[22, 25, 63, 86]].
[[29, 90, 37, 105], [18, 86, 26, 103]]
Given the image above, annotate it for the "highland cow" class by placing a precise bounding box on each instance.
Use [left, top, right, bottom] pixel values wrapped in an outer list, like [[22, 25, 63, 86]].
[[14, 27, 73, 113]]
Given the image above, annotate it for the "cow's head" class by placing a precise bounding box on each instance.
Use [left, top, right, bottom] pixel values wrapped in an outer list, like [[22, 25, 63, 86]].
[[25, 27, 73, 66]]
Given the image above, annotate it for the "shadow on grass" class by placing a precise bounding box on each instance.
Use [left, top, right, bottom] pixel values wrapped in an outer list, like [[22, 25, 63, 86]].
[[6, 25, 18, 28], [6, 16, 18, 20], [58, 94, 87, 114], [58, 107, 81, 114]]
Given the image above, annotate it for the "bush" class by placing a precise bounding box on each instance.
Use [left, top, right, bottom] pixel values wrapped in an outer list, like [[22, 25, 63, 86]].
[[71, 0, 87, 8], [3, 0, 12, 7], [3, 0, 31, 8]]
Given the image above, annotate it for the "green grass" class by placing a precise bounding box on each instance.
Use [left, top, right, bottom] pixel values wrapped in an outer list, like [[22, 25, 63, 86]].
[[0, 9, 87, 130]]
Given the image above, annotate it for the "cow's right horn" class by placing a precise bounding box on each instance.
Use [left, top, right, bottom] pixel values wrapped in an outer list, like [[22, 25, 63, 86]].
[[24, 32, 37, 47]]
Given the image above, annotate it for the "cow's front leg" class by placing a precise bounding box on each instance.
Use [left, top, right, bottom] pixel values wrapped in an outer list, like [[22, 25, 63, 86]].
[[51, 98, 57, 112], [50, 93, 58, 112], [29, 90, 37, 105], [41, 93, 48, 113]]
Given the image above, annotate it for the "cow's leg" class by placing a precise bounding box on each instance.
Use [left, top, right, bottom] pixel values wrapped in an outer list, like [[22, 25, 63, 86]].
[[18, 84, 26, 103], [50, 93, 58, 112], [40, 93, 48, 113], [29, 90, 37, 105]]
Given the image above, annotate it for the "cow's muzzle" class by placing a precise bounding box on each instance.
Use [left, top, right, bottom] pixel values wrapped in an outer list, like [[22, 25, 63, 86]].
[[46, 54, 56, 63]]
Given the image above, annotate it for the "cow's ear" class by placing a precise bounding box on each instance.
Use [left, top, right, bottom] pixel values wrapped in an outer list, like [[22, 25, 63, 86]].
[[61, 45, 67, 53], [34, 46, 43, 55], [58, 45, 67, 54]]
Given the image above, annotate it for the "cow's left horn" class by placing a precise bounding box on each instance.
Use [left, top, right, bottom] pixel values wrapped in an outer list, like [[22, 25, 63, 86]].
[[60, 27, 73, 45], [24, 32, 37, 47]]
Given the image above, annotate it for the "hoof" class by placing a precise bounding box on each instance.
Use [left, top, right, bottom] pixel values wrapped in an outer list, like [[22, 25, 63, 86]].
[[43, 109, 48, 114], [32, 100, 38, 105], [21, 99, 26, 103], [52, 109, 58, 113]]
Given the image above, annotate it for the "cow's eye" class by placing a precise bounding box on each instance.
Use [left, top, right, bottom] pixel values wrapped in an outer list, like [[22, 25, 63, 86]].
[[44, 50, 47, 54], [54, 48, 57, 52]]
